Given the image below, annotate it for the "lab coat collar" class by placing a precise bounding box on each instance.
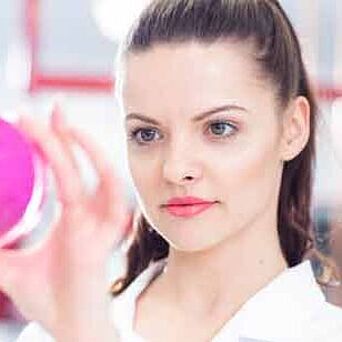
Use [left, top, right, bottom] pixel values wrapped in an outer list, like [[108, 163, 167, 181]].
[[213, 260, 326, 342]]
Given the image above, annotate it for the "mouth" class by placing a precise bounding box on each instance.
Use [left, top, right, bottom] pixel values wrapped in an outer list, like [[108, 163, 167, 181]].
[[162, 202, 217, 218]]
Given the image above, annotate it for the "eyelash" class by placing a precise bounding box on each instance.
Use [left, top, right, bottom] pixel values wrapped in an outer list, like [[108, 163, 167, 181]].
[[127, 120, 238, 146]]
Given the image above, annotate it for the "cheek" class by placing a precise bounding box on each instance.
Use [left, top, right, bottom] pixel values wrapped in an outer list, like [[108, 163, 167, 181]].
[[216, 134, 282, 224], [127, 151, 161, 201]]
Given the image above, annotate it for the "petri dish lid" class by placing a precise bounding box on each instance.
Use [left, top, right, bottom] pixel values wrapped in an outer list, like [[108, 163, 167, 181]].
[[0, 118, 46, 248]]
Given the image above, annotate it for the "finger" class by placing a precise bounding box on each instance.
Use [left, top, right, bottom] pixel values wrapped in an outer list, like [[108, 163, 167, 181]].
[[104, 210, 134, 250], [96, 172, 128, 222], [0, 249, 24, 296], [119, 210, 134, 241], [51, 103, 79, 172], [16, 115, 84, 207], [68, 127, 128, 220]]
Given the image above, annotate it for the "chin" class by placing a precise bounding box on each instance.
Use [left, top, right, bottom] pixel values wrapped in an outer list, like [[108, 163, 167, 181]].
[[159, 231, 226, 253]]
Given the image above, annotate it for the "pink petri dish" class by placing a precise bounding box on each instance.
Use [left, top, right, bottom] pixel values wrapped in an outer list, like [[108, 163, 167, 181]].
[[0, 117, 47, 248]]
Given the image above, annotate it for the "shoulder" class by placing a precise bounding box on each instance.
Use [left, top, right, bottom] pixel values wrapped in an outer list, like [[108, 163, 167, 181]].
[[305, 301, 342, 341], [15, 322, 54, 342], [315, 301, 342, 328]]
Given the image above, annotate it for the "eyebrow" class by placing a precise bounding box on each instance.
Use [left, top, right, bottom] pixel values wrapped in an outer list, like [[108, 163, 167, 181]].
[[125, 104, 247, 125]]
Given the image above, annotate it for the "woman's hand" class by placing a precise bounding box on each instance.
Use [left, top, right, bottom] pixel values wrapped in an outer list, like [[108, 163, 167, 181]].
[[0, 105, 131, 341]]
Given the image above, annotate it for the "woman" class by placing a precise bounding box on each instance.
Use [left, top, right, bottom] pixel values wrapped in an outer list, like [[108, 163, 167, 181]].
[[3, 0, 342, 341]]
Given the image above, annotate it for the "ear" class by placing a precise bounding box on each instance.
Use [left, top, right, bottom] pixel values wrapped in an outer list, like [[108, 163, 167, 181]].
[[280, 96, 311, 161]]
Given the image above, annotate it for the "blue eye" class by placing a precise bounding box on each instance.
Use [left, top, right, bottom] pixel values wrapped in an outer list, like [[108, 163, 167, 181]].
[[128, 128, 161, 145], [208, 121, 236, 137]]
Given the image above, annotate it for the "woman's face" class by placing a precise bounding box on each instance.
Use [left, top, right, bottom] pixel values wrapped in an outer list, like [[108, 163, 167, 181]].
[[121, 41, 287, 252]]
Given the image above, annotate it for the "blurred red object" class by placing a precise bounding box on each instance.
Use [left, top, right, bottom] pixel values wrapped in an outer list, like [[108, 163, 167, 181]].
[[25, 0, 114, 93]]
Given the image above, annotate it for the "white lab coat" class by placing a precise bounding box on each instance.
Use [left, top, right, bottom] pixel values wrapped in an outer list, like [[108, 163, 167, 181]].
[[17, 258, 342, 341]]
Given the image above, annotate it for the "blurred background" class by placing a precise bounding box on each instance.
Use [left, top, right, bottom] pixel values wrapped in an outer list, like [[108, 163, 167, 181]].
[[0, 0, 341, 340]]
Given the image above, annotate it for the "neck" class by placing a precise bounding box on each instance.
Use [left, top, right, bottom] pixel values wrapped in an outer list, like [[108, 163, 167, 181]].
[[158, 219, 288, 318]]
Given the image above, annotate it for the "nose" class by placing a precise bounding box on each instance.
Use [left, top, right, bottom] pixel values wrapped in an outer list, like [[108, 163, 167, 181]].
[[162, 144, 202, 185]]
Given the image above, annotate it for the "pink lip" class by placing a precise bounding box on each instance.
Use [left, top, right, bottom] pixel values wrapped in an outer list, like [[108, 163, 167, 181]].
[[162, 196, 217, 218]]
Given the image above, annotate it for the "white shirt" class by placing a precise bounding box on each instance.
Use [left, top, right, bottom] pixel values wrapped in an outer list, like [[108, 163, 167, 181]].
[[16, 258, 342, 341]]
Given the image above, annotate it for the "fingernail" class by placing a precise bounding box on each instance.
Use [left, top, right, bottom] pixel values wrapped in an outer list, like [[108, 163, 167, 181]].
[[51, 93, 66, 118], [51, 102, 65, 130]]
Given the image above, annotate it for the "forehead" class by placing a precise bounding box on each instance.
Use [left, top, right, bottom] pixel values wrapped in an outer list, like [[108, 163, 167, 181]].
[[122, 41, 273, 116]]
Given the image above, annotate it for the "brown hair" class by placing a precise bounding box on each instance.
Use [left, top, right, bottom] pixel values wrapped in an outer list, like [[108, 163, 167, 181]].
[[111, 0, 340, 296]]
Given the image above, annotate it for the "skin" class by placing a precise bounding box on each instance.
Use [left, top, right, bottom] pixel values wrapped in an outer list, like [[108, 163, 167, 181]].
[[0, 106, 128, 341], [0, 40, 311, 341], [121, 41, 311, 341]]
